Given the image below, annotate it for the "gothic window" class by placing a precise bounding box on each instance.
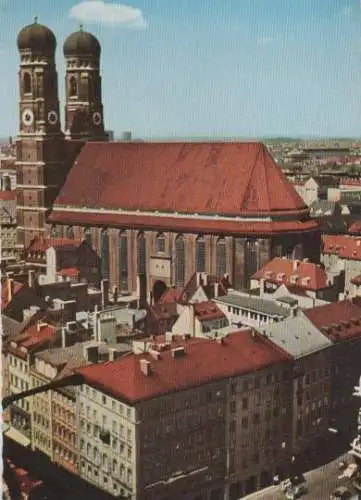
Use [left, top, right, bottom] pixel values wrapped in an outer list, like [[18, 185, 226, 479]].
[[119, 231, 128, 291], [175, 235, 185, 287], [196, 236, 206, 273], [155, 233, 165, 253], [66, 226, 74, 239], [69, 76, 77, 97], [244, 240, 260, 289], [101, 229, 110, 280], [50, 225, 58, 237], [23, 72, 31, 94], [137, 232, 146, 276], [216, 238, 227, 276], [84, 228, 92, 247]]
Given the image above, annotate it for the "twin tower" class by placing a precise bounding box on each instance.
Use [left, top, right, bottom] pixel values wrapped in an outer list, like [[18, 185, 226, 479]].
[[17, 18, 106, 141]]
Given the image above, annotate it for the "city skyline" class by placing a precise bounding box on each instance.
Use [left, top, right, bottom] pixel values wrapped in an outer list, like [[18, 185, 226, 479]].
[[0, 0, 360, 139]]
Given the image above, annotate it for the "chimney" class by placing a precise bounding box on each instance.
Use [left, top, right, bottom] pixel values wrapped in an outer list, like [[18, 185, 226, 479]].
[[292, 260, 300, 272], [196, 273, 201, 287], [214, 282, 219, 298], [140, 359, 151, 376], [28, 270, 35, 288], [203, 273, 208, 286], [7, 278, 14, 304], [259, 278, 265, 299], [101, 279, 110, 308]]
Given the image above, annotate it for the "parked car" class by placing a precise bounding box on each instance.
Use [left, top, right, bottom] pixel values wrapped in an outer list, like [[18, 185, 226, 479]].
[[330, 486, 351, 500]]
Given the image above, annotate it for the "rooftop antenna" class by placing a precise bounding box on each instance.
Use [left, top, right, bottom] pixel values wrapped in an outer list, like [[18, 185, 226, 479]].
[[79, 24, 84, 31], [33, 16, 38, 24]]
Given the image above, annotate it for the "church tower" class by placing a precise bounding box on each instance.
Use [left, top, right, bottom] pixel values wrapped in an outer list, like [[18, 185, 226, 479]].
[[63, 27, 107, 141], [16, 18, 64, 248]]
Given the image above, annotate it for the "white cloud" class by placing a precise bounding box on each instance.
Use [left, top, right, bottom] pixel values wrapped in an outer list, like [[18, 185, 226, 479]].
[[258, 37, 274, 45], [69, 1, 147, 28]]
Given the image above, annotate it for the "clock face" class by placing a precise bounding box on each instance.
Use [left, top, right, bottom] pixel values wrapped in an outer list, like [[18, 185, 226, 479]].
[[92, 112, 102, 126], [22, 109, 34, 126], [48, 110, 58, 125]]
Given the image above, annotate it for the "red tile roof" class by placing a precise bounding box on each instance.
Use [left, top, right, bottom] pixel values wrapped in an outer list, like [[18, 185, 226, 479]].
[[1, 278, 24, 310], [48, 209, 319, 236], [26, 236, 83, 253], [340, 177, 361, 186], [322, 234, 361, 260], [75, 331, 292, 403], [53, 142, 307, 217], [305, 298, 361, 342], [12, 322, 58, 351], [193, 301, 225, 321], [159, 287, 183, 304], [348, 221, 361, 234], [351, 275, 361, 286], [57, 267, 80, 277], [252, 257, 328, 291], [0, 190, 16, 200], [148, 302, 179, 321]]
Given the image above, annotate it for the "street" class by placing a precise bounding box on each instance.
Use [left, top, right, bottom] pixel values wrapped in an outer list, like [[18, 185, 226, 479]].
[[243, 454, 360, 500]]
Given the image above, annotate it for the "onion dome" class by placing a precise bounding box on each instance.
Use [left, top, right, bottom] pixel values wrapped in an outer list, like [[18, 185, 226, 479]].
[[17, 17, 56, 54], [63, 26, 101, 58]]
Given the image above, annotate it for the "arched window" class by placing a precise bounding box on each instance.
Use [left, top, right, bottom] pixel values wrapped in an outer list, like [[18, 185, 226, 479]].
[[84, 228, 92, 247], [216, 238, 227, 277], [66, 226, 74, 239], [100, 229, 110, 280], [137, 232, 146, 276], [69, 76, 77, 97], [196, 236, 206, 273], [119, 231, 128, 291], [50, 225, 58, 237], [155, 233, 165, 253], [244, 240, 260, 289], [23, 72, 31, 94], [175, 235, 185, 287]]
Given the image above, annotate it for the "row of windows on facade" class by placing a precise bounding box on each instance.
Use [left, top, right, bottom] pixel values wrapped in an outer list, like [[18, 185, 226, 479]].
[[22, 72, 79, 98], [81, 404, 132, 439], [81, 385, 132, 419], [54, 445, 76, 465], [80, 424, 133, 459], [80, 462, 132, 497], [80, 442, 132, 480], [51, 225, 260, 287]]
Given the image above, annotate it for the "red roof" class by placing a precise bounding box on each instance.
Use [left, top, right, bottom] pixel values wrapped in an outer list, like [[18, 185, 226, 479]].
[[340, 177, 361, 186], [348, 221, 361, 234], [57, 267, 80, 277], [26, 236, 83, 253], [193, 301, 225, 321], [252, 257, 328, 291], [75, 331, 291, 403], [12, 465, 43, 495], [0, 190, 16, 201], [12, 322, 58, 351], [48, 209, 319, 236], [322, 234, 361, 260], [159, 287, 183, 304], [1, 278, 24, 310], [351, 275, 361, 286], [305, 298, 361, 342], [53, 142, 307, 216]]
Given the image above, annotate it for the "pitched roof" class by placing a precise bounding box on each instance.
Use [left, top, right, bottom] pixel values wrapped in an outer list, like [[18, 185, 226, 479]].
[[215, 293, 289, 317], [53, 142, 308, 217], [26, 236, 83, 253], [193, 301, 225, 321], [57, 267, 80, 278], [159, 287, 183, 304], [322, 234, 361, 260], [75, 331, 291, 403], [351, 275, 361, 285], [261, 314, 332, 358], [304, 298, 361, 342], [348, 221, 361, 234], [11, 322, 59, 352], [252, 257, 329, 291]]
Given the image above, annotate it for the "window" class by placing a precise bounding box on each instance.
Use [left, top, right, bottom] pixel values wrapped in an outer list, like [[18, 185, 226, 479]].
[[84, 228, 92, 247], [242, 397, 248, 410], [69, 76, 77, 97], [137, 232, 146, 275], [23, 72, 31, 94], [241, 416, 248, 428], [230, 401, 236, 413], [244, 240, 260, 288], [66, 226, 74, 239], [175, 234, 185, 287], [155, 233, 165, 253], [216, 238, 227, 276], [50, 225, 58, 237], [119, 231, 128, 291], [196, 236, 206, 273], [101, 229, 110, 280]]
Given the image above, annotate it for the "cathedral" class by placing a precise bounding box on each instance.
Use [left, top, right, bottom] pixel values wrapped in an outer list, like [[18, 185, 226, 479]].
[[15, 19, 321, 303]]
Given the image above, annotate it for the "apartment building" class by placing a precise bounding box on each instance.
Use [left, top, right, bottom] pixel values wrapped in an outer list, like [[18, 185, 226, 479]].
[[260, 313, 333, 462], [74, 332, 292, 500]]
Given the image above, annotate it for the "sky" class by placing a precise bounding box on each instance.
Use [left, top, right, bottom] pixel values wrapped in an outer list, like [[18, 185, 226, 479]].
[[0, 0, 361, 139]]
